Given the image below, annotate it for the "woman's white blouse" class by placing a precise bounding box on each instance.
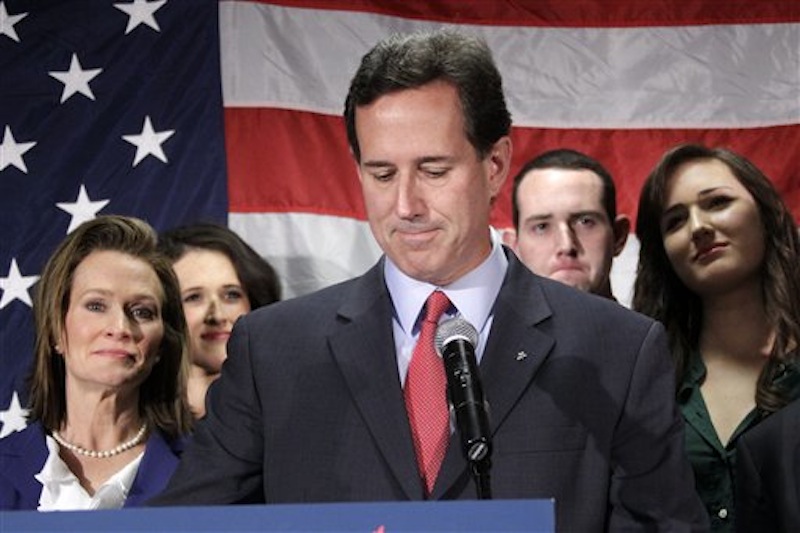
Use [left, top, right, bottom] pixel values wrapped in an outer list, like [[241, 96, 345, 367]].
[[34, 435, 144, 511]]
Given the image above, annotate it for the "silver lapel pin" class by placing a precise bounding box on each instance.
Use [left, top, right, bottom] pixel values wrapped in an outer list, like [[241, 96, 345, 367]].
[[516, 351, 528, 361]]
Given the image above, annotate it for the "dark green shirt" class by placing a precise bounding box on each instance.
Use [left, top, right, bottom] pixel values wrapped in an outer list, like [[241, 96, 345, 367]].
[[678, 355, 755, 532], [678, 354, 800, 532]]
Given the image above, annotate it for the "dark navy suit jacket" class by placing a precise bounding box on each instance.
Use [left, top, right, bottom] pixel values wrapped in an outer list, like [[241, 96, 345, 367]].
[[0, 421, 184, 509], [153, 251, 708, 531], [736, 397, 800, 532]]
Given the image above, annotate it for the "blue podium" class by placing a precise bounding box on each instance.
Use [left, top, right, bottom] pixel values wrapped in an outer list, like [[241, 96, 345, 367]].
[[0, 499, 554, 532]]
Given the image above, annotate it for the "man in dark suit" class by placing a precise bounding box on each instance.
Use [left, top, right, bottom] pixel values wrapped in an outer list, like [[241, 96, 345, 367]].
[[152, 29, 707, 531], [736, 397, 800, 532]]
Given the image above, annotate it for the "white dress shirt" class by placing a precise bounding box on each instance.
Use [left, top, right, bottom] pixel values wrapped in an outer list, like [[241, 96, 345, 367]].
[[385, 231, 508, 385], [35, 435, 144, 511]]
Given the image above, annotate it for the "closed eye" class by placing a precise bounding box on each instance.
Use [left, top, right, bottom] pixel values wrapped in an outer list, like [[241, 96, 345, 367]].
[[362, 163, 396, 183], [421, 165, 449, 179], [372, 170, 395, 182]]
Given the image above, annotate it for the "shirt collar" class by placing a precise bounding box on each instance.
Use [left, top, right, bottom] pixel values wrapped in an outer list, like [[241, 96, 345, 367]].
[[35, 436, 73, 484], [36, 435, 144, 510], [384, 230, 508, 334], [677, 352, 706, 404]]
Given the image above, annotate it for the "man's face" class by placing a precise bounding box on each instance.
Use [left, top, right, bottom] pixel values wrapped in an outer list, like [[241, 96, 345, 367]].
[[355, 80, 510, 286], [511, 168, 626, 297]]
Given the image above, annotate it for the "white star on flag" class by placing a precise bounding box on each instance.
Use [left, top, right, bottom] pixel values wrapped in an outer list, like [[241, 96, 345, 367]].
[[0, 125, 37, 173], [0, 258, 39, 310], [122, 115, 175, 167], [0, 391, 29, 438], [0, 1, 27, 42], [114, 0, 167, 34], [49, 53, 103, 103], [56, 184, 111, 233]]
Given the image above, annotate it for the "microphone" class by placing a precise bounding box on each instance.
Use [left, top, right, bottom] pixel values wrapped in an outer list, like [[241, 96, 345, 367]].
[[435, 317, 492, 465]]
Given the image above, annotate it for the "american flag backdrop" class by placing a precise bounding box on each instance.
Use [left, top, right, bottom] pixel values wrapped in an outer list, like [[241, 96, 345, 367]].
[[0, 0, 227, 436], [1, 0, 798, 438]]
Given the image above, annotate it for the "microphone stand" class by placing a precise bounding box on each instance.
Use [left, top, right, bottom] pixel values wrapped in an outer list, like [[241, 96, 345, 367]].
[[471, 457, 492, 500], [455, 407, 493, 500]]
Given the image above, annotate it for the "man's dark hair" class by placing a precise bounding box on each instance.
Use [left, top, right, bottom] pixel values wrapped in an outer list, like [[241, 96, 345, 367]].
[[511, 148, 617, 229], [344, 29, 511, 162]]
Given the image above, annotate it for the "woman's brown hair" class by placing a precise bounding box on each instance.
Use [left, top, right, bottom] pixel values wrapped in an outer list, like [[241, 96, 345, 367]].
[[29, 215, 193, 437]]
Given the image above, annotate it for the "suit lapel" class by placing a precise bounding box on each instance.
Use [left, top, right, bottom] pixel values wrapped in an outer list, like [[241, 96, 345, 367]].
[[433, 254, 556, 497], [480, 256, 556, 431], [124, 430, 183, 507], [327, 262, 422, 500]]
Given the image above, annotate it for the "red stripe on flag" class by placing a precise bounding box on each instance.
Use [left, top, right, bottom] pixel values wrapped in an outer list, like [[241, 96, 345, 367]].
[[240, 0, 800, 27], [225, 107, 365, 219], [509, 125, 800, 228], [226, 107, 800, 227]]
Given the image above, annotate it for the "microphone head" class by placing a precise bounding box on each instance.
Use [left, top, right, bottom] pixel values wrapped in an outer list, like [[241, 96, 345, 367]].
[[435, 317, 479, 355]]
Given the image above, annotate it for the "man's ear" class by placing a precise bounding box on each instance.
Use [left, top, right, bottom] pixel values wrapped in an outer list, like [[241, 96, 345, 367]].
[[501, 227, 518, 249], [354, 159, 365, 185], [486, 136, 512, 199], [612, 214, 631, 256]]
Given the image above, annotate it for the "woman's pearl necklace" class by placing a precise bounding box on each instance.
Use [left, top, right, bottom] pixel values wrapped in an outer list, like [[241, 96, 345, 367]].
[[52, 423, 147, 459]]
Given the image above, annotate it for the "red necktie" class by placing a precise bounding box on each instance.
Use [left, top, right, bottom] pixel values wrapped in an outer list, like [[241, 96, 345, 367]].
[[404, 290, 451, 495]]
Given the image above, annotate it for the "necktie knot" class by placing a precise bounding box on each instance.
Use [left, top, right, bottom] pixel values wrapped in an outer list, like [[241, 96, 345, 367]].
[[423, 290, 450, 325]]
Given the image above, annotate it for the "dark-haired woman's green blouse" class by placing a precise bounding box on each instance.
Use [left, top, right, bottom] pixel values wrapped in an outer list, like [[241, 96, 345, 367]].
[[678, 354, 800, 532]]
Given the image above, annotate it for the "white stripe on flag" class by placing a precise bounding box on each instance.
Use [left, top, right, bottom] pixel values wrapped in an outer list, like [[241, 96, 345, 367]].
[[229, 212, 382, 298], [220, 3, 800, 128]]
